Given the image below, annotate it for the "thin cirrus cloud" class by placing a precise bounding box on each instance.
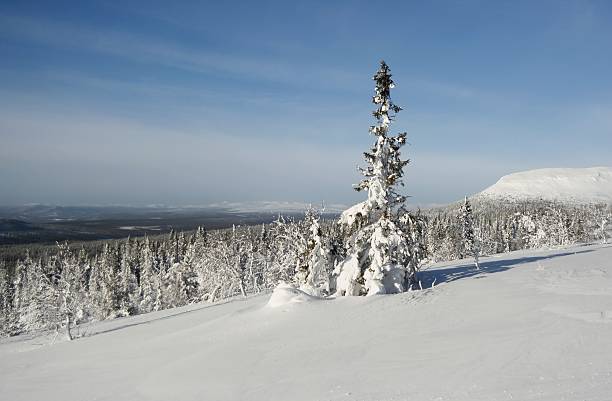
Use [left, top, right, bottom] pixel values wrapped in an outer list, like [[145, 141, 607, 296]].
[[0, 14, 364, 92], [0, 13, 500, 106]]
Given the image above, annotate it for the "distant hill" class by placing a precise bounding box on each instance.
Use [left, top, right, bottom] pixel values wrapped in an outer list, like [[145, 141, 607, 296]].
[[475, 167, 612, 204], [0, 203, 340, 246], [0, 219, 41, 232]]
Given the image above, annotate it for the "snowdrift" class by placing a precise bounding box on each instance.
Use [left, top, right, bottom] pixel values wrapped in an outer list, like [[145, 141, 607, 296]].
[[266, 283, 320, 308]]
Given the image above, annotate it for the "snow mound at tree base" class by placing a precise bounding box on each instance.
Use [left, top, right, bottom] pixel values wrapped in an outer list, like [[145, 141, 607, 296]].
[[266, 283, 320, 308]]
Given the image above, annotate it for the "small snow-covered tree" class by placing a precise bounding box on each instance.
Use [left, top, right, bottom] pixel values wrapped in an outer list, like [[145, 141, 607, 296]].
[[15, 255, 57, 332], [599, 213, 609, 244], [139, 236, 157, 313], [153, 267, 167, 312], [230, 225, 250, 298], [265, 216, 302, 286], [400, 210, 427, 278], [334, 60, 416, 296], [460, 196, 480, 269], [99, 244, 125, 318], [50, 243, 90, 340], [120, 238, 139, 315], [170, 252, 199, 306], [295, 207, 332, 296], [0, 264, 12, 336]]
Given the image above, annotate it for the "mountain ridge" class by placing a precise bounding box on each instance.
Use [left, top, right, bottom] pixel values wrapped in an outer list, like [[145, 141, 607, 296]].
[[475, 166, 612, 204]]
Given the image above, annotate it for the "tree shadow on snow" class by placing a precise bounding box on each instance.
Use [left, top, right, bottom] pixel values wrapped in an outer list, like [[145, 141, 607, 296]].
[[418, 249, 594, 288], [79, 296, 255, 339]]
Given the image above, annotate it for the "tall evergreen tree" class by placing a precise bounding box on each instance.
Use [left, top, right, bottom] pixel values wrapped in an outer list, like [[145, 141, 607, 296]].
[[460, 196, 480, 269], [120, 238, 138, 315], [599, 212, 609, 244], [0, 263, 11, 336], [335, 60, 416, 296], [139, 236, 156, 313], [99, 244, 124, 318]]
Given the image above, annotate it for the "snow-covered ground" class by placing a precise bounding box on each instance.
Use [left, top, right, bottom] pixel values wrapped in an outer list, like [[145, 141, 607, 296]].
[[2, 244, 612, 401], [477, 167, 612, 203]]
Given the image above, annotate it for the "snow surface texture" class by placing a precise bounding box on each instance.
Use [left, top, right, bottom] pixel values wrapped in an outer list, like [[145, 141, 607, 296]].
[[477, 166, 612, 203], [2, 244, 612, 401]]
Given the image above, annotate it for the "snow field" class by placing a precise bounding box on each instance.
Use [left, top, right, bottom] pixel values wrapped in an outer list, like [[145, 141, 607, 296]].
[[1, 243, 612, 401]]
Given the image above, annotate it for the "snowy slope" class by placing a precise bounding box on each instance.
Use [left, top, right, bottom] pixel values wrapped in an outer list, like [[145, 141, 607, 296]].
[[476, 167, 612, 203], [2, 244, 612, 401]]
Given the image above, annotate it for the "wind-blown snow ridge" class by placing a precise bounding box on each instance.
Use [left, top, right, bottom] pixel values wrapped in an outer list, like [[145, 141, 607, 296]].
[[476, 167, 612, 203]]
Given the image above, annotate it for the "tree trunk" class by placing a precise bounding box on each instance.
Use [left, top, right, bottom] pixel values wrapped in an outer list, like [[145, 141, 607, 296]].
[[239, 281, 247, 298], [65, 315, 73, 341], [209, 285, 220, 303]]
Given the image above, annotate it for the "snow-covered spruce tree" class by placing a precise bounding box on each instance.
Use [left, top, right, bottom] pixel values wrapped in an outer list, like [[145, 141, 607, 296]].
[[168, 242, 199, 307], [295, 207, 332, 296], [598, 209, 610, 244], [138, 236, 157, 313], [400, 209, 427, 277], [229, 225, 250, 298], [249, 224, 270, 293], [334, 60, 416, 296], [15, 255, 56, 332], [460, 196, 480, 269], [120, 238, 139, 315], [265, 216, 303, 286], [0, 263, 11, 336], [50, 243, 90, 340], [99, 243, 125, 319], [87, 254, 103, 320]]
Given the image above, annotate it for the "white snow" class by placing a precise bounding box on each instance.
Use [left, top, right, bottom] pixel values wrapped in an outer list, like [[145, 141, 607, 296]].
[[118, 225, 161, 230], [333, 253, 362, 296], [266, 283, 319, 308], [338, 201, 367, 228], [477, 166, 612, 203], [2, 244, 612, 401]]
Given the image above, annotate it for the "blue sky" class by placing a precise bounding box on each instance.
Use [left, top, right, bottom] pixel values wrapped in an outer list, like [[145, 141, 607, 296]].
[[1, 0, 611, 207]]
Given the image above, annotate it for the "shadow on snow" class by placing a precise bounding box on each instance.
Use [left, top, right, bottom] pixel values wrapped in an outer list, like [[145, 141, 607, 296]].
[[418, 249, 594, 288], [78, 295, 258, 339]]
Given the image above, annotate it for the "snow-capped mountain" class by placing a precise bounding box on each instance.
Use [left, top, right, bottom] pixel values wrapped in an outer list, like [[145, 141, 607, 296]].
[[476, 167, 612, 203]]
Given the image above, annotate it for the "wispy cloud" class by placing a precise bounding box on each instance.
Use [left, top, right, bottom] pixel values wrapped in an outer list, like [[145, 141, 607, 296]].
[[0, 13, 500, 104], [0, 14, 362, 92]]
